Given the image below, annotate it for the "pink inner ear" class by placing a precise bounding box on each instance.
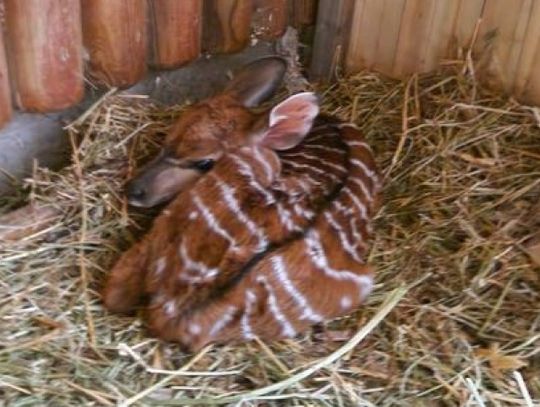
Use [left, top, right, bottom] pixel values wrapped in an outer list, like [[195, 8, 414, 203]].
[[269, 92, 319, 127], [263, 92, 319, 150]]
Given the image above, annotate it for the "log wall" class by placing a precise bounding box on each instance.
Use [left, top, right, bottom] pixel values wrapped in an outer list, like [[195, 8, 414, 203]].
[[0, 0, 315, 130]]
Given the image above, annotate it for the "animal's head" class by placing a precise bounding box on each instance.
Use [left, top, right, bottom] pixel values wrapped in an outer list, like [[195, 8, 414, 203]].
[[126, 56, 317, 208]]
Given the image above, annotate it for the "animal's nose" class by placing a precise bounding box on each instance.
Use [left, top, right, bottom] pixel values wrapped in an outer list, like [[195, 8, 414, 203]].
[[126, 182, 146, 202]]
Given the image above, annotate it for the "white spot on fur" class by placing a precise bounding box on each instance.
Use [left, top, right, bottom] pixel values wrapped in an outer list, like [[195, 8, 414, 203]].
[[155, 257, 167, 276], [163, 300, 176, 317], [340, 296, 352, 309], [188, 323, 202, 335]]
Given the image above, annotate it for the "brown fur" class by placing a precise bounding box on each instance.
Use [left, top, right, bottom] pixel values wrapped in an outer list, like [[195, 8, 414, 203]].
[[103, 109, 348, 314], [103, 58, 381, 350], [144, 125, 381, 350]]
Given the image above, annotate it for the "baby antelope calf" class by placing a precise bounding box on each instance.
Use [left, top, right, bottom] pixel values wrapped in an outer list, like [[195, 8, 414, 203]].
[[104, 57, 349, 314], [146, 123, 381, 351], [103, 56, 380, 350]]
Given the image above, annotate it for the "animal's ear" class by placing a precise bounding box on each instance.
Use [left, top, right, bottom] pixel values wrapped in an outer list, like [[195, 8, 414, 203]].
[[224, 56, 287, 108], [258, 92, 319, 150]]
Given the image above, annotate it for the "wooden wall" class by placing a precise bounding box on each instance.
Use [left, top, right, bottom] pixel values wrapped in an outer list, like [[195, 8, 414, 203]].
[[312, 0, 540, 105], [0, 0, 317, 130]]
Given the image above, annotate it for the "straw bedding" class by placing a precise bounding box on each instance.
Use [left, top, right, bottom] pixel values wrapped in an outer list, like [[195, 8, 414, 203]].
[[1, 65, 539, 406]]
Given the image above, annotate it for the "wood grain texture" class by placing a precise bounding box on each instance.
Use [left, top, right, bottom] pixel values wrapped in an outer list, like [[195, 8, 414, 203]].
[[392, 0, 439, 76], [149, 0, 203, 69], [310, 0, 354, 80], [345, 0, 485, 76], [451, 0, 485, 52], [346, 0, 408, 74], [516, 1, 540, 103], [203, 0, 253, 54], [290, 0, 317, 27], [252, 0, 287, 40], [332, 0, 540, 104], [476, 0, 532, 93], [81, 0, 148, 88], [4, 0, 83, 112], [0, 25, 12, 128]]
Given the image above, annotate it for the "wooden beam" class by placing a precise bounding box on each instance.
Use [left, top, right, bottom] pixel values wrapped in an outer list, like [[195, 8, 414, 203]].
[[290, 0, 317, 27], [149, 0, 203, 69], [203, 0, 253, 54], [4, 0, 83, 112], [252, 0, 288, 40], [310, 0, 354, 81], [81, 0, 148, 88], [0, 24, 12, 128]]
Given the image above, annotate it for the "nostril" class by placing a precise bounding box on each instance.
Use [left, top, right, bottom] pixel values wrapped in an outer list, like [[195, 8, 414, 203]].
[[126, 184, 146, 201]]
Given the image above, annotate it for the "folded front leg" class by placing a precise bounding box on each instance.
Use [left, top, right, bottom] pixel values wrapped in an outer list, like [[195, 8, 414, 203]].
[[102, 241, 150, 313]]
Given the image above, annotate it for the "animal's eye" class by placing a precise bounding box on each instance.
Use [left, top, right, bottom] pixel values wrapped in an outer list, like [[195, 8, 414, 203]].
[[192, 159, 215, 172]]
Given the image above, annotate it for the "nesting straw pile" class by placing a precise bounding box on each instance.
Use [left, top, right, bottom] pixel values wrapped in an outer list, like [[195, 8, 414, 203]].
[[1, 65, 539, 406]]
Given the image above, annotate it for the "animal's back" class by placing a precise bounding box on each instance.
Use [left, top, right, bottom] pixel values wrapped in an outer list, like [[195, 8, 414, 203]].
[[147, 121, 382, 349]]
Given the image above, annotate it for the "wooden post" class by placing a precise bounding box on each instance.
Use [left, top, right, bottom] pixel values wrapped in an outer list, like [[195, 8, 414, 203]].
[[81, 0, 148, 88], [4, 0, 83, 112], [203, 0, 253, 54], [310, 0, 354, 81], [252, 0, 288, 40], [290, 0, 317, 27], [149, 0, 203, 69], [516, 1, 540, 104], [0, 26, 12, 128]]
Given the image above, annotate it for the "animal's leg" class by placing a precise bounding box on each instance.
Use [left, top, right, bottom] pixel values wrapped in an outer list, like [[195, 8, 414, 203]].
[[102, 241, 150, 313]]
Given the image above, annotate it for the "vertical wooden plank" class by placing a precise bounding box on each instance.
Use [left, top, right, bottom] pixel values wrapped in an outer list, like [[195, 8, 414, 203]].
[[345, 0, 484, 77], [149, 0, 202, 69], [290, 0, 317, 27], [81, 0, 148, 88], [451, 0, 485, 52], [4, 0, 83, 112], [521, 41, 540, 104], [345, 0, 389, 74], [514, 1, 540, 102], [252, 0, 287, 40], [310, 0, 354, 80], [203, 0, 253, 54], [0, 24, 12, 127], [392, 0, 439, 76], [475, 0, 530, 93], [422, 0, 461, 69], [371, 0, 407, 75]]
